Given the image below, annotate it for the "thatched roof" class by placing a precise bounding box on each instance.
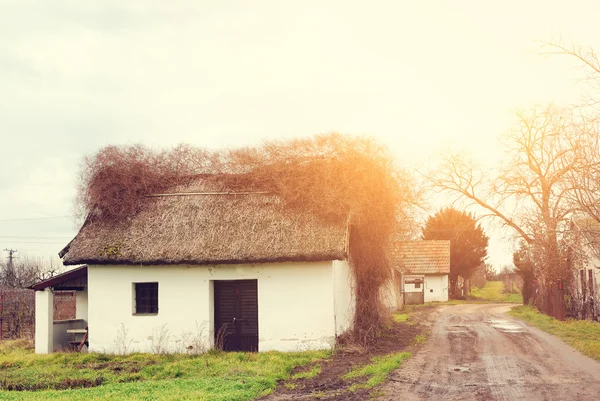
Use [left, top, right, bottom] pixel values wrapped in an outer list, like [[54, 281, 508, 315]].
[[61, 177, 349, 266], [392, 240, 450, 274]]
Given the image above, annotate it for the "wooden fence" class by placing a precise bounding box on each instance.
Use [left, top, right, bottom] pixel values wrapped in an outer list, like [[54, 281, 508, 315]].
[[0, 288, 76, 340], [0, 288, 35, 339]]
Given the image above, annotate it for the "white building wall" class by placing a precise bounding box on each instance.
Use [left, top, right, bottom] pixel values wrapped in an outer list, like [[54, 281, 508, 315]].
[[35, 289, 53, 354], [87, 261, 343, 354], [332, 260, 355, 335], [75, 290, 88, 323], [424, 274, 448, 303]]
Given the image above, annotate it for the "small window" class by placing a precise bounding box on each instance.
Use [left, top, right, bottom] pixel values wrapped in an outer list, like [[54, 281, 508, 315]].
[[414, 282, 421, 289], [134, 283, 158, 314]]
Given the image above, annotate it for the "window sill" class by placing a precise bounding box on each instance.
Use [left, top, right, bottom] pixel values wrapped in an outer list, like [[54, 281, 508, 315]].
[[132, 313, 158, 316]]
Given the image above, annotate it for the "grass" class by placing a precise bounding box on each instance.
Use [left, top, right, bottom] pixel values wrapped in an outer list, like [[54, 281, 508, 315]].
[[343, 352, 411, 391], [290, 363, 321, 380], [413, 334, 426, 344], [391, 313, 409, 323], [509, 305, 600, 361], [468, 281, 523, 304], [0, 341, 328, 401]]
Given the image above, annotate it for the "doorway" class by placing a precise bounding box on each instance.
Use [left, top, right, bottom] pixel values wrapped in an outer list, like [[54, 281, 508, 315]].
[[214, 280, 258, 351]]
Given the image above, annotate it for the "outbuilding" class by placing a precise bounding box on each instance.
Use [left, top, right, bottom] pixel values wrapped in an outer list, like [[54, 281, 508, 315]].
[[394, 240, 450, 304]]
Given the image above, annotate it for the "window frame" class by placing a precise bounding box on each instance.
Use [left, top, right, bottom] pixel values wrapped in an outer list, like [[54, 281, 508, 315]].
[[133, 282, 159, 315]]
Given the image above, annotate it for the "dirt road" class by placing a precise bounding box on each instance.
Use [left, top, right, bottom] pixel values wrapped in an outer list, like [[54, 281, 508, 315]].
[[381, 303, 600, 401]]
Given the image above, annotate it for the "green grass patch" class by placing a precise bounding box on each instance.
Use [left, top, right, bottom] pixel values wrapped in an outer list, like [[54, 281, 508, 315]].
[[468, 281, 523, 304], [0, 345, 329, 401], [343, 352, 411, 391], [392, 313, 409, 323], [413, 334, 426, 344], [290, 363, 321, 380], [509, 305, 600, 361]]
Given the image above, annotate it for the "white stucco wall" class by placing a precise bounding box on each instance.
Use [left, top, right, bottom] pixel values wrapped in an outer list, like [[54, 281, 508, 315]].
[[403, 275, 424, 293], [75, 290, 88, 323], [87, 261, 348, 354], [35, 289, 53, 354], [424, 274, 448, 303], [332, 260, 355, 335]]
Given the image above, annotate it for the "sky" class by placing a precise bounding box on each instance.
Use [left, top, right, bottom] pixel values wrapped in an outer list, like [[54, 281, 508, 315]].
[[1, 0, 599, 271]]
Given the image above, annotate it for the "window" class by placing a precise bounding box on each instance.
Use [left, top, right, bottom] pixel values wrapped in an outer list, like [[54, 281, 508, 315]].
[[134, 283, 158, 314], [414, 281, 421, 289]]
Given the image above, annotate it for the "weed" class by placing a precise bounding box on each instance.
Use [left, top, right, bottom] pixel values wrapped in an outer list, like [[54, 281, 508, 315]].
[[113, 323, 133, 355], [150, 324, 170, 354]]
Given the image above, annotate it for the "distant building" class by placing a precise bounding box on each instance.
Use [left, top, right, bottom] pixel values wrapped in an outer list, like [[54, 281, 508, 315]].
[[393, 240, 450, 304]]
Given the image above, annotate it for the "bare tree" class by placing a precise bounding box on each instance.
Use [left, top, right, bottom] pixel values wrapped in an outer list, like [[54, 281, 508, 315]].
[[426, 106, 585, 302], [568, 120, 600, 223], [541, 41, 600, 109], [0, 255, 60, 289], [541, 41, 600, 222]]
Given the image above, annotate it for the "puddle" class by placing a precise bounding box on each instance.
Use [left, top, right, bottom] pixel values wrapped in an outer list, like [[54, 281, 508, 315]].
[[486, 319, 525, 333]]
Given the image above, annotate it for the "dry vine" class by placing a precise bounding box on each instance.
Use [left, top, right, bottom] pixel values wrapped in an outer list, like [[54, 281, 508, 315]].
[[76, 134, 419, 342]]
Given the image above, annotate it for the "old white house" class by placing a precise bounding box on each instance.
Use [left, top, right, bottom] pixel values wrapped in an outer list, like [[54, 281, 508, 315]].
[[34, 177, 360, 354], [394, 240, 450, 304]]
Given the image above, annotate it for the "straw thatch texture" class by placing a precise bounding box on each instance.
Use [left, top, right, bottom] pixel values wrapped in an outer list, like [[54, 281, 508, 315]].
[[61, 177, 348, 266]]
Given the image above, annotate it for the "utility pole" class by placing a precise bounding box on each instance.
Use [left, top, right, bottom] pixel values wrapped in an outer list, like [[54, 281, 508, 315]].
[[3, 249, 17, 287]]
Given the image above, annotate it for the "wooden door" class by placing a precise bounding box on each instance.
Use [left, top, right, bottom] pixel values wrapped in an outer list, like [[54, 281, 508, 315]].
[[214, 280, 258, 351]]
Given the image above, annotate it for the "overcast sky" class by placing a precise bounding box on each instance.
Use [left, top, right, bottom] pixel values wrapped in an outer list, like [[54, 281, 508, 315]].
[[1, 1, 598, 270]]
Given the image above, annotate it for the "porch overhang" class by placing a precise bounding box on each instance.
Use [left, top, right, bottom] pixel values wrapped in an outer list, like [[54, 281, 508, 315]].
[[30, 265, 87, 291]]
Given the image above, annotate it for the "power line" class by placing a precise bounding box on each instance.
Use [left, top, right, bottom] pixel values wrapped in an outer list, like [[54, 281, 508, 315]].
[[1, 241, 67, 244], [0, 235, 72, 239], [0, 216, 71, 222]]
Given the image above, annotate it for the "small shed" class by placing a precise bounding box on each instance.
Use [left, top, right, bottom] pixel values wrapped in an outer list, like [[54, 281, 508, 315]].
[[394, 240, 451, 304]]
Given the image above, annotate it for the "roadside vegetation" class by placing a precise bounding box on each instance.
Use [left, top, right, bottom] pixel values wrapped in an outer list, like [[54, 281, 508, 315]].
[[0, 340, 327, 401], [509, 305, 600, 361], [343, 352, 411, 391], [0, 307, 435, 401], [265, 306, 434, 400], [468, 281, 523, 304]]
